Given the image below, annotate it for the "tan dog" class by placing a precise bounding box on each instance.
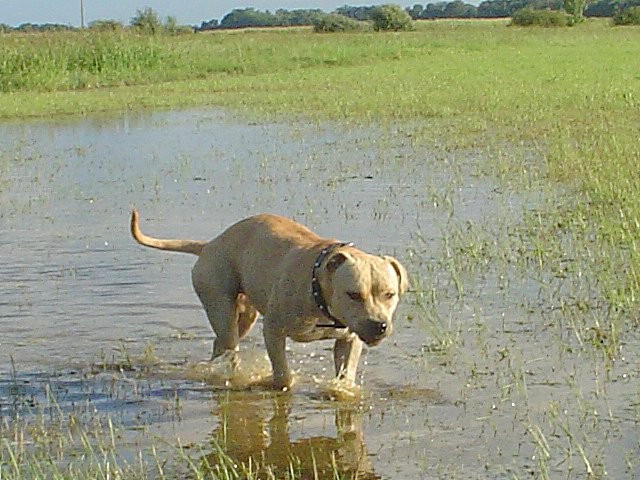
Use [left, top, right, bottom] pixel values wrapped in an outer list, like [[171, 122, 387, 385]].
[[130, 209, 408, 389]]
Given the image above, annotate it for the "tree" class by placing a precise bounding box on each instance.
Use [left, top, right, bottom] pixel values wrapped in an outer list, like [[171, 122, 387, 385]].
[[421, 2, 447, 18], [564, 0, 589, 21], [371, 4, 415, 30], [130, 7, 162, 34], [406, 4, 424, 18], [443, 0, 478, 17], [219, 8, 275, 28], [198, 19, 219, 31], [335, 5, 378, 20], [585, 0, 640, 16]]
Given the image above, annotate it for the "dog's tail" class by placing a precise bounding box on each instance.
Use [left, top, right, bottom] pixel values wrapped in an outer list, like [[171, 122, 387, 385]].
[[130, 208, 206, 256]]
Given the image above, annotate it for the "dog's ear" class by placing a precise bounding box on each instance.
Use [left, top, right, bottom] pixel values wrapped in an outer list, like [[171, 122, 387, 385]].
[[325, 252, 351, 274], [384, 256, 409, 294]]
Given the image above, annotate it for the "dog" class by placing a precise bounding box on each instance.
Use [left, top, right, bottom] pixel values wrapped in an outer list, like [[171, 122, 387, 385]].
[[130, 209, 408, 390]]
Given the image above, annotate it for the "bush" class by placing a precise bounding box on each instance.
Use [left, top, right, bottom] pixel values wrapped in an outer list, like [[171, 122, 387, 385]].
[[130, 8, 192, 35], [88, 20, 124, 32], [510, 8, 571, 26], [313, 13, 369, 32], [563, 0, 588, 22], [131, 7, 162, 34], [370, 4, 415, 31], [163, 16, 194, 35], [613, 5, 640, 24]]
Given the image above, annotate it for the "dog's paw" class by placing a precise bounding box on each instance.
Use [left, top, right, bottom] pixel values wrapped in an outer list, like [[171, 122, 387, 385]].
[[272, 373, 295, 391]]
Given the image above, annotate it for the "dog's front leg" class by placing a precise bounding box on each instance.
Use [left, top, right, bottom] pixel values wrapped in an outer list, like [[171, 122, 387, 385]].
[[334, 334, 363, 384], [263, 319, 293, 390]]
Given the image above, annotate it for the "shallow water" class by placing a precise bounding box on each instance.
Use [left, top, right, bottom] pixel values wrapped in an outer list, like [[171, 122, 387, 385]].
[[1, 109, 638, 478]]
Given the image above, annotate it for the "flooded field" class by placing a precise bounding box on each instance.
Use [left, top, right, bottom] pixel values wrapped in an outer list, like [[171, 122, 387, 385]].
[[1, 109, 638, 479]]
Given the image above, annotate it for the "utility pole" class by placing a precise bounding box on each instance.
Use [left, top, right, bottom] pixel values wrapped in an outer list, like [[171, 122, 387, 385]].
[[80, 0, 85, 28]]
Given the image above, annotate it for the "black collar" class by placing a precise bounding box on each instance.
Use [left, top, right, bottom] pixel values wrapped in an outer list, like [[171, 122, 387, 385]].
[[311, 242, 353, 328]]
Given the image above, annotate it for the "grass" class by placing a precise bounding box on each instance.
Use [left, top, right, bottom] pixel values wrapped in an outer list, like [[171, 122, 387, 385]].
[[0, 385, 353, 480], [1, 414, 236, 480]]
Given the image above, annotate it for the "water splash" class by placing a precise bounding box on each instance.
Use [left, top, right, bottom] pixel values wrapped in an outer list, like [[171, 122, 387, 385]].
[[183, 351, 273, 389], [314, 376, 362, 401]]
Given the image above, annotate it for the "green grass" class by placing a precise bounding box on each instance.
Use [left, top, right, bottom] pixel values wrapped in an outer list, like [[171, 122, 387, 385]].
[[0, 32, 164, 91], [1, 411, 253, 480], [0, 395, 351, 480]]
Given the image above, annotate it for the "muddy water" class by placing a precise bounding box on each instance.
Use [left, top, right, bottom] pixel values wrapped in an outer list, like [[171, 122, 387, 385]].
[[1, 109, 638, 478]]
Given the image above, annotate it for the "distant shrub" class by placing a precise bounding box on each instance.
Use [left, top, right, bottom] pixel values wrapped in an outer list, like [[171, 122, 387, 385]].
[[131, 7, 162, 34], [510, 8, 571, 26], [88, 20, 124, 32], [129, 8, 192, 35], [163, 16, 194, 35], [613, 5, 640, 24], [370, 4, 415, 31], [16, 23, 74, 32], [313, 13, 369, 32]]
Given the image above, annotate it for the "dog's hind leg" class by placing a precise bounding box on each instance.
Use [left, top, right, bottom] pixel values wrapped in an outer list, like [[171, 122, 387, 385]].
[[201, 297, 239, 358], [192, 257, 240, 359], [333, 334, 363, 384]]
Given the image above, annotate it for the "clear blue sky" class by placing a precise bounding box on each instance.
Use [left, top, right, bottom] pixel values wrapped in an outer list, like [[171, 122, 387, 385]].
[[0, 0, 385, 27]]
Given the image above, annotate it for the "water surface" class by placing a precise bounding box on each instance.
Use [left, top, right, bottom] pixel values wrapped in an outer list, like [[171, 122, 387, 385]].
[[1, 109, 637, 478]]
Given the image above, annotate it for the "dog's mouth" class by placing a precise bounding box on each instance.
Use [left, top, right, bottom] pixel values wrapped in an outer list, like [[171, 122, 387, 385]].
[[361, 336, 385, 347], [354, 318, 391, 346], [355, 330, 389, 347]]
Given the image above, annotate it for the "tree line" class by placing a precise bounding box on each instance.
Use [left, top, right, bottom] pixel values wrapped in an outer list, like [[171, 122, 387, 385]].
[[2, 0, 639, 34], [0, 7, 191, 34], [198, 0, 640, 29]]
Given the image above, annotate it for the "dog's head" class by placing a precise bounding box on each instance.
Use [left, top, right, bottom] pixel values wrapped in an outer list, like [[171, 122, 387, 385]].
[[321, 248, 408, 346]]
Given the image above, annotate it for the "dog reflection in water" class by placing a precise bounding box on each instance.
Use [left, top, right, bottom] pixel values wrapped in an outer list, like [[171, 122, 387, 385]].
[[202, 392, 379, 479]]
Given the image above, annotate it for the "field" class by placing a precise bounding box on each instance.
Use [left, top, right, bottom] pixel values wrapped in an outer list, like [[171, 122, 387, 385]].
[[1, 19, 639, 479]]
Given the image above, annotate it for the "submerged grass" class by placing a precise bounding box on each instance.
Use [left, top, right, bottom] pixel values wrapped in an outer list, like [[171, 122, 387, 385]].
[[0, 396, 356, 480]]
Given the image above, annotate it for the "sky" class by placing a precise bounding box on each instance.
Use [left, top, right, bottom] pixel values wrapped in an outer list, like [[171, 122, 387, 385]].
[[0, 0, 386, 27]]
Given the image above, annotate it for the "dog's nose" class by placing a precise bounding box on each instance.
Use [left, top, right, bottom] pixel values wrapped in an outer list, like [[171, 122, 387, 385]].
[[359, 319, 391, 346], [369, 320, 387, 336]]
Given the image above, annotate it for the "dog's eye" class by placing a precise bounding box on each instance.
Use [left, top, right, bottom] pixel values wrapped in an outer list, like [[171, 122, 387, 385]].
[[383, 292, 396, 300], [347, 292, 364, 302]]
